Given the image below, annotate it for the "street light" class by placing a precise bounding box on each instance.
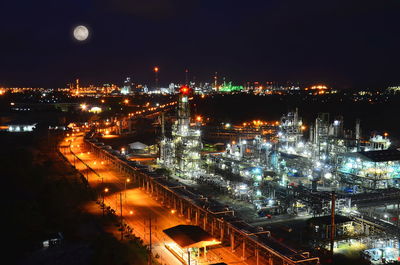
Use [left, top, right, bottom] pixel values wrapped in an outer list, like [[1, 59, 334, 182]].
[[102, 187, 109, 217], [196, 115, 202, 123], [125, 178, 130, 199]]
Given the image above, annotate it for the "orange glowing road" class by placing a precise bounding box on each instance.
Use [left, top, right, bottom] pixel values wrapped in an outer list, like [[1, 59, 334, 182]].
[[60, 132, 250, 265]]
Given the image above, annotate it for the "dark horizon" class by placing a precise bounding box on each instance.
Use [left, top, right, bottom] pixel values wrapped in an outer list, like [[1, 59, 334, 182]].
[[1, 0, 399, 89]]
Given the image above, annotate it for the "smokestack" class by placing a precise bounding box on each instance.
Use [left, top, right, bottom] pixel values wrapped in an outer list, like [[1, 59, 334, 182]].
[[309, 125, 314, 143], [355, 119, 361, 140], [314, 118, 319, 145], [161, 112, 165, 138], [294, 108, 299, 125]]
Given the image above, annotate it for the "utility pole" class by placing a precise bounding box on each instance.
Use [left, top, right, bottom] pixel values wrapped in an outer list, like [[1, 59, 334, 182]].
[[120, 192, 123, 240], [330, 191, 335, 255], [102, 188, 109, 217], [149, 216, 152, 265], [125, 178, 130, 199], [102, 192, 104, 217]]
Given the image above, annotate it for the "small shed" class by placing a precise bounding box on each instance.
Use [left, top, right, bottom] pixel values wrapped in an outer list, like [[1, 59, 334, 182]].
[[163, 225, 221, 263], [163, 225, 220, 249]]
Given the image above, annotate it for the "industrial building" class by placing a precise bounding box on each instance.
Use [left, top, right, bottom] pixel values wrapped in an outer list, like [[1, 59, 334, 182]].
[[337, 149, 400, 189]]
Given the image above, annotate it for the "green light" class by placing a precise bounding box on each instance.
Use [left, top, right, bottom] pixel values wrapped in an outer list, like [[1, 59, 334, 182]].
[[219, 82, 243, 92]]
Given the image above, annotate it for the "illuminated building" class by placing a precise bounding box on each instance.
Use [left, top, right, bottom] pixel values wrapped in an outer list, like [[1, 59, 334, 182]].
[[69, 80, 118, 96], [388, 86, 400, 93], [367, 135, 391, 150], [6, 122, 37, 132], [120, 77, 133, 95], [168, 83, 176, 94]]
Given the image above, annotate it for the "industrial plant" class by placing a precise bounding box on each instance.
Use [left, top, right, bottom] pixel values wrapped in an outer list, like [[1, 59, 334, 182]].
[[148, 87, 400, 264]]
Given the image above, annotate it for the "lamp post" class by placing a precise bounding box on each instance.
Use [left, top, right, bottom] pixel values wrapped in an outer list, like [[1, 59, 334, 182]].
[[120, 192, 123, 240], [125, 178, 130, 199], [102, 187, 109, 217]]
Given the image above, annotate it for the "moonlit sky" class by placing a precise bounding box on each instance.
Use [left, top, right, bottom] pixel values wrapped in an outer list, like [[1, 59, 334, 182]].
[[0, 0, 399, 88]]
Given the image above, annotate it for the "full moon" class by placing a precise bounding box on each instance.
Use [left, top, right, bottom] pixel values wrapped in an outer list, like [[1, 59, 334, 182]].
[[73, 25, 89, 41]]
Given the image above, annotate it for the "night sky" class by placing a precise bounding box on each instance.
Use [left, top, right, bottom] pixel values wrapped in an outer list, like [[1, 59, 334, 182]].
[[1, 0, 399, 88]]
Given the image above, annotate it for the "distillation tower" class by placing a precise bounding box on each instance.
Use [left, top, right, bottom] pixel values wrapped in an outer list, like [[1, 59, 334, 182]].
[[159, 86, 202, 179], [278, 108, 303, 150]]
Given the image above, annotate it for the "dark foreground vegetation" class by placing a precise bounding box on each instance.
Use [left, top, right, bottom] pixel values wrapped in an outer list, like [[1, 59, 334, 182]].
[[3, 130, 148, 265]]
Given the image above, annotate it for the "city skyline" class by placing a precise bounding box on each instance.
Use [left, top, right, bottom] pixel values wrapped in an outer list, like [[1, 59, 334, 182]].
[[1, 0, 400, 88]]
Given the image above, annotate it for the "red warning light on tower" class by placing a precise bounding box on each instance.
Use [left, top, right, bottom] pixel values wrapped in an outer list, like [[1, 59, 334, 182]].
[[154, 66, 159, 73], [180, 85, 190, 95]]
